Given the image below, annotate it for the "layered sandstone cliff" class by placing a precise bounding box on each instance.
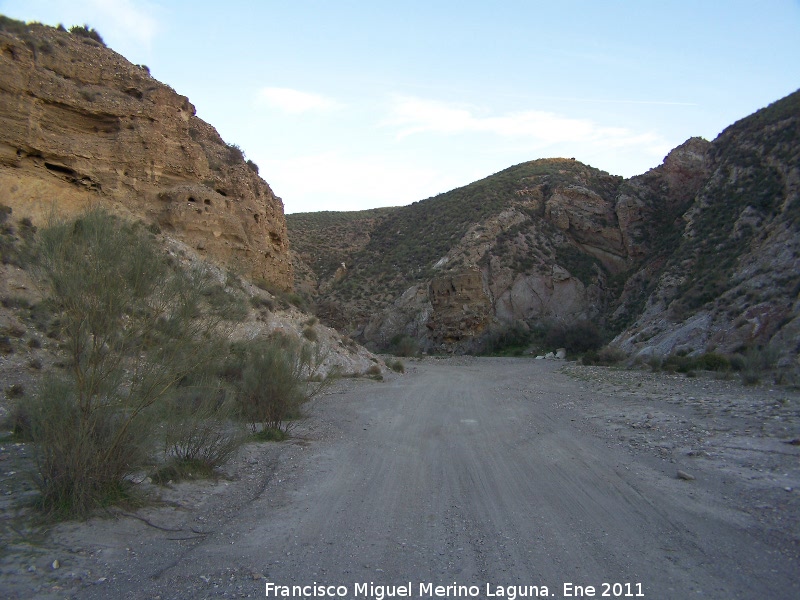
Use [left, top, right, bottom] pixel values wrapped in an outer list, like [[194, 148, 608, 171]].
[[0, 21, 291, 289]]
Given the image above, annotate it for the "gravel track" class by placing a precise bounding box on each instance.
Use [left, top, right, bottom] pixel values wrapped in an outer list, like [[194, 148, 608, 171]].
[[1, 357, 798, 599]]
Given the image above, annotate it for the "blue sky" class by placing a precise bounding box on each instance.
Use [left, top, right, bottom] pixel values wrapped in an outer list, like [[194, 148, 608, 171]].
[[2, 1, 799, 213]]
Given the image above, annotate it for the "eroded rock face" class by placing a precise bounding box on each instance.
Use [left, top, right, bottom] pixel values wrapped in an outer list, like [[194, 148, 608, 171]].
[[545, 185, 627, 271], [427, 269, 493, 351], [0, 24, 291, 289], [494, 266, 589, 324]]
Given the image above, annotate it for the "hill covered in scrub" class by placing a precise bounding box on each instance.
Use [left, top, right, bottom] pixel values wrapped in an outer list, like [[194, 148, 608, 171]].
[[290, 90, 800, 368]]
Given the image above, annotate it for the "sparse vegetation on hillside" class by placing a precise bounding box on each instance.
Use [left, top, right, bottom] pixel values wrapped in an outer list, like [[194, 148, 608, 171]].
[[2, 209, 327, 518], [287, 208, 397, 282], [68, 24, 105, 46], [346, 160, 617, 299], [661, 91, 800, 321], [291, 159, 623, 332]]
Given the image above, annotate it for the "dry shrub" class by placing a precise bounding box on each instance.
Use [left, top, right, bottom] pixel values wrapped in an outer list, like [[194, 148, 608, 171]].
[[156, 384, 244, 482]]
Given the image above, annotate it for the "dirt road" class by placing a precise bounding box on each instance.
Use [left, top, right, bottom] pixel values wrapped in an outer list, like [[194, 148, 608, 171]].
[[3, 358, 799, 599]]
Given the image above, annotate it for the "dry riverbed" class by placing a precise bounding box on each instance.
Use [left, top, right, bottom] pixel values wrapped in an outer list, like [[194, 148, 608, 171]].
[[0, 357, 798, 599]]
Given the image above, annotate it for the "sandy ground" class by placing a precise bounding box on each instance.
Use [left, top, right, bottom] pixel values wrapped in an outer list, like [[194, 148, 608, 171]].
[[0, 357, 798, 599]]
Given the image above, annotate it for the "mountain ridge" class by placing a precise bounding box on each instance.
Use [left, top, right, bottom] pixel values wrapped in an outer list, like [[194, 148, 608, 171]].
[[289, 91, 799, 366]]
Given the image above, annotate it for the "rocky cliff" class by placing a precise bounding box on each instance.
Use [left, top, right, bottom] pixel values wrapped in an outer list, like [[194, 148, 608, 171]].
[[0, 19, 291, 289], [614, 91, 800, 364], [290, 90, 799, 364]]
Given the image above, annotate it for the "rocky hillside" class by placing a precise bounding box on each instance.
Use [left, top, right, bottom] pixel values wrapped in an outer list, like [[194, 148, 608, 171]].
[[290, 90, 799, 365], [615, 90, 800, 363], [288, 207, 396, 298], [0, 18, 291, 289]]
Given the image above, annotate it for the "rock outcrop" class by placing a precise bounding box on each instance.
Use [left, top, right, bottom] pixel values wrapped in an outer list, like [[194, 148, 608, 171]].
[[291, 90, 799, 363], [614, 92, 800, 365], [0, 21, 291, 289]]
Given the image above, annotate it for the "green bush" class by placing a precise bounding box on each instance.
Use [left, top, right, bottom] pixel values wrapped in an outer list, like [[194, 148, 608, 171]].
[[739, 346, 779, 386], [365, 364, 383, 379], [388, 359, 405, 373], [582, 346, 626, 365], [233, 336, 323, 434], [389, 334, 420, 357], [158, 383, 244, 480], [2, 399, 33, 441], [697, 352, 731, 371], [202, 282, 249, 321], [479, 321, 531, 356], [30, 376, 153, 518], [28, 209, 222, 517], [69, 24, 105, 45], [226, 143, 244, 165], [663, 354, 696, 374]]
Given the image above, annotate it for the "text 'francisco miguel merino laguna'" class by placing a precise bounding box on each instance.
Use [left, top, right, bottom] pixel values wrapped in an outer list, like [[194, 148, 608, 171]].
[[265, 582, 555, 599]]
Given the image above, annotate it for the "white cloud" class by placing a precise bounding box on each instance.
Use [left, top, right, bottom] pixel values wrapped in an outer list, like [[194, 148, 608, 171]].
[[256, 88, 342, 115], [384, 95, 668, 155], [255, 152, 461, 214]]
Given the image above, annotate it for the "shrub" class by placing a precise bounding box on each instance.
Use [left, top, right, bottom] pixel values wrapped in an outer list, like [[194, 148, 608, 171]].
[[1, 295, 32, 309], [252, 427, 288, 442], [202, 282, 249, 321], [739, 346, 778, 386], [226, 143, 244, 165], [663, 354, 697, 374], [389, 334, 419, 357], [697, 352, 731, 371], [388, 359, 405, 373], [249, 295, 274, 310], [302, 326, 318, 342], [647, 356, 662, 372], [480, 321, 530, 356], [158, 383, 244, 480], [28, 209, 222, 517], [69, 24, 105, 45], [5, 383, 24, 398], [29, 376, 153, 518], [0, 205, 22, 266], [5, 400, 33, 441], [729, 354, 746, 372], [233, 336, 323, 434], [582, 346, 626, 365]]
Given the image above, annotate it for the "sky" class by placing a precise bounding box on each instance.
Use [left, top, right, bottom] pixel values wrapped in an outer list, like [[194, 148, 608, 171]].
[[1, 1, 799, 214]]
